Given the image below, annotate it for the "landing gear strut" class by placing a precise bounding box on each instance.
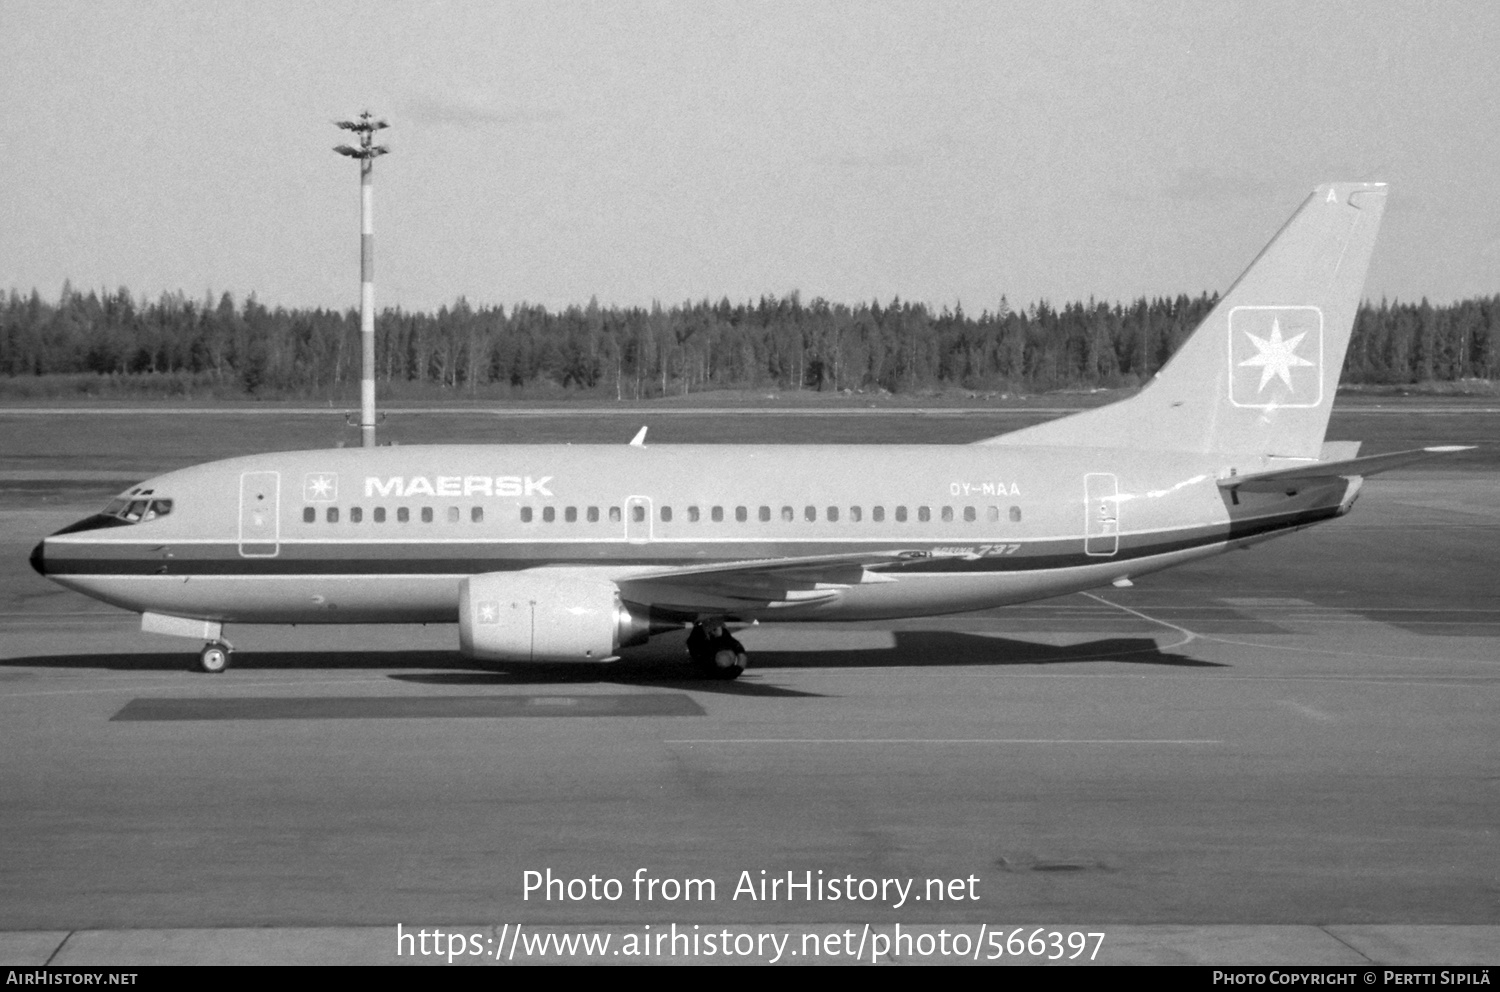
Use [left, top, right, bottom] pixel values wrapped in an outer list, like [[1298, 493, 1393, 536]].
[[198, 640, 232, 674], [686, 623, 746, 680]]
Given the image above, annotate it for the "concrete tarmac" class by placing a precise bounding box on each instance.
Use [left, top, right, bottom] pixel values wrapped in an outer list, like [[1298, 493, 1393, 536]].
[[1, 471, 1496, 965]]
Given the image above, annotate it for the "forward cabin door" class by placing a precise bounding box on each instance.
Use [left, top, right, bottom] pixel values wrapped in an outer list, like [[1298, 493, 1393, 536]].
[[1084, 472, 1120, 557], [239, 471, 281, 557]]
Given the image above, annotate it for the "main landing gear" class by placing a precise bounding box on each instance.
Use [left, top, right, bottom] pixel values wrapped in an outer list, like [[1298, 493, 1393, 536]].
[[686, 622, 747, 680], [198, 640, 232, 674]]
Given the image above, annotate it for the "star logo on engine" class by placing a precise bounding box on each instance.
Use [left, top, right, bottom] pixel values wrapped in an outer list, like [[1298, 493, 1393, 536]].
[[1228, 306, 1323, 409], [303, 473, 338, 502], [477, 601, 499, 624]]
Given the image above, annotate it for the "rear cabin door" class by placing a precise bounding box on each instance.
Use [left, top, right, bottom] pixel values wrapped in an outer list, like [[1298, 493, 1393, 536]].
[[239, 471, 281, 557], [1084, 472, 1120, 557]]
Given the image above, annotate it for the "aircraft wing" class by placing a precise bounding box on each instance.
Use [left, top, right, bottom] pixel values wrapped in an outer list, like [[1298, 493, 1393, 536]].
[[1220, 445, 1474, 491], [614, 550, 925, 617]]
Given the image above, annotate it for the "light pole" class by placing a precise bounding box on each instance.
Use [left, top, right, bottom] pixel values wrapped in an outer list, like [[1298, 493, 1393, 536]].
[[334, 111, 389, 448]]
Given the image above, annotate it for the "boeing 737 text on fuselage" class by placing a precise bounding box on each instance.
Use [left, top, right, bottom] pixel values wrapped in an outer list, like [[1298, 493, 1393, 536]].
[[29, 182, 1468, 678]]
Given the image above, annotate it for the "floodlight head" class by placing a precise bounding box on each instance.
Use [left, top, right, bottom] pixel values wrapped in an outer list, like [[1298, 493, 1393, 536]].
[[333, 144, 390, 159], [335, 113, 389, 134], [334, 113, 390, 166]]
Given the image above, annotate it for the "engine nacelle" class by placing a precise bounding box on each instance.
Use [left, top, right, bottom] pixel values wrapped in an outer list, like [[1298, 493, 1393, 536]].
[[458, 571, 656, 663]]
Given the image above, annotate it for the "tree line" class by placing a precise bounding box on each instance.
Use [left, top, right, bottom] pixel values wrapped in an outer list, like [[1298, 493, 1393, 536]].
[[2, 283, 1497, 398]]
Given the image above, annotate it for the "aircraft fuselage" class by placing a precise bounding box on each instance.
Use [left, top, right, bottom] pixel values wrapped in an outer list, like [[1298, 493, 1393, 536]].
[[33, 442, 1352, 626]]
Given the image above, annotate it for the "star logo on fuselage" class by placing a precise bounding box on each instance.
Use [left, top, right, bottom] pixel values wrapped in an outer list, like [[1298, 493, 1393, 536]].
[[1238, 318, 1315, 392], [303, 473, 338, 502]]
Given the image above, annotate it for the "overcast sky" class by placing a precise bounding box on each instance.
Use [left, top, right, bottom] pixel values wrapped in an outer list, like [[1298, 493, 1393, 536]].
[[3, 1, 1497, 313]]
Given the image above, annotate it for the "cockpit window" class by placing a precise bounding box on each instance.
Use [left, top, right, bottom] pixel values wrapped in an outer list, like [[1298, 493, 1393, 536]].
[[103, 497, 172, 523]]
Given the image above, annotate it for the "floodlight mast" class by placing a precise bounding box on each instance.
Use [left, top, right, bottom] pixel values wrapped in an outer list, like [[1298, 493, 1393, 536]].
[[334, 111, 389, 448]]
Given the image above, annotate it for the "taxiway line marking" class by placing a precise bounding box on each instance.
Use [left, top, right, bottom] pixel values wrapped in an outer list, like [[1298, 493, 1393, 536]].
[[0, 674, 397, 700], [3, 405, 1493, 415], [663, 738, 1225, 745], [1081, 591, 1200, 649], [0, 406, 1072, 417], [1080, 592, 1500, 668]]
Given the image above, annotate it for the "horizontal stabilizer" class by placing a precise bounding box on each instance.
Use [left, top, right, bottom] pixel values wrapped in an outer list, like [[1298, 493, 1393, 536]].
[[1219, 446, 1473, 489]]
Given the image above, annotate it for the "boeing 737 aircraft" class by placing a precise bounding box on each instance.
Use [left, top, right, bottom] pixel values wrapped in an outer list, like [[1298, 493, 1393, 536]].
[[29, 182, 1465, 678]]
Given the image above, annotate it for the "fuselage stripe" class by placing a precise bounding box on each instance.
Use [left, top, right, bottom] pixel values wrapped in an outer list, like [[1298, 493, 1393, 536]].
[[39, 507, 1335, 578]]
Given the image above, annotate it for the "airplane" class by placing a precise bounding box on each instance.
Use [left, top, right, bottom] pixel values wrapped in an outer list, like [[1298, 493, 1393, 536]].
[[29, 181, 1468, 679]]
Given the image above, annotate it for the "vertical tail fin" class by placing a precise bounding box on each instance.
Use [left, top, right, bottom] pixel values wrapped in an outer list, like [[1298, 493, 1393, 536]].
[[980, 182, 1388, 460]]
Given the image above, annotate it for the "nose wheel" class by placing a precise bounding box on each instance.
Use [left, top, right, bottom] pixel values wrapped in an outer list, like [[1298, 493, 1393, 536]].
[[198, 640, 232, 674], [686, 623, 747, 680]]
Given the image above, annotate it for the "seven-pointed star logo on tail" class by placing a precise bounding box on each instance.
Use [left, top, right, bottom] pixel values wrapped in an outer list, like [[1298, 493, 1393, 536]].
[[1239, 318, 1315, 392], [1227, 306, 1323, 409], [303, 473, 338, 502]]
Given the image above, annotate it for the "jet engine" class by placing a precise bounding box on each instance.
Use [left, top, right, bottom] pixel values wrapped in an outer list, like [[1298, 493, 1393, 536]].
[[458, 571, 657, 663]]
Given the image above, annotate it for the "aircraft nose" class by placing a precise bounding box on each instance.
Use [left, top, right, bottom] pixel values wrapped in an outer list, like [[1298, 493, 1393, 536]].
[[29, 540, 46, 576]]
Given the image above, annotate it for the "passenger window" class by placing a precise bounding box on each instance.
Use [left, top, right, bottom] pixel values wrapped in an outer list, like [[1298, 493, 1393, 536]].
[[712, 506, 724, 522], [374, 507, 386, 523], [759, 506, 771, 522], [588, 506, 600, 523], [804, 506, 816, 522], [565, 506, 577, 523], [631, 505, 645, 523], [736, 506, 748, 522], [471, 507, 483, 523], [326, 507, 339, 523], [918, 506, 931, 522], [688, 506, 700, 523], [660, 506, 672, 522], [446, 506, 459, 523], [351, 506, 363, 523], [964, 506, 976, 522], [987, 506, 1000, 522], [895, 506, 907, 522], [421, 507, 433, 523], [1009, 506, 1022, 522], [781, 506, 793, 522], [827, 506, 839, 522], [397, 507, 410, 523], [303, 507, 315, 523], [850, 506, 862, 522], [521, 507, 533, 523], [941, 506, 953, 522], [609, 506, 622, 523], [543, 506, 555, 523], [873, 506, 885, 522]]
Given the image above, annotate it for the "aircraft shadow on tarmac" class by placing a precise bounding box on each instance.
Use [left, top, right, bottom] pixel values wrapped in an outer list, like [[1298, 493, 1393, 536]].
[[746, 630, 1221, 669], [2, 629, 1222, 689], [392, 670, 824, 698]]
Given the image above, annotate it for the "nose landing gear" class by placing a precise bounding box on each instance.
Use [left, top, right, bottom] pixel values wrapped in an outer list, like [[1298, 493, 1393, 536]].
[[198, 640, 233, 674], [686, 622, 746, 680]]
